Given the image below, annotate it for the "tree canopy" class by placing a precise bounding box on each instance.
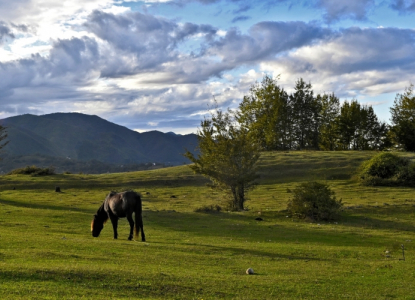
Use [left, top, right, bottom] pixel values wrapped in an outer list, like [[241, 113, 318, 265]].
[[390, 84, 415, 151], [237, 76, 391, 151], [184, 108, 260, 211]]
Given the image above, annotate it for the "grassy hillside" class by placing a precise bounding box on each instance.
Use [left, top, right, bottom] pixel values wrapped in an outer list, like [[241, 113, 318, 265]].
[[1, 151, 415, 299]]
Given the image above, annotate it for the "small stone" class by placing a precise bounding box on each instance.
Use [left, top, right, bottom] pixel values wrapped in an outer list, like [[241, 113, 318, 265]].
[[246, 268, 254, 275]]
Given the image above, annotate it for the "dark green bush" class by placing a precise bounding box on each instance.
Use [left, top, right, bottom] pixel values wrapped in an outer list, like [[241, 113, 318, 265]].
[[194, 204, 222, 213], [358, 152, 414, 186], [7, 165, 56, 176], [287, 181, 342, 221], [396, 163, 415, 186], [359, 153, 409, 180]]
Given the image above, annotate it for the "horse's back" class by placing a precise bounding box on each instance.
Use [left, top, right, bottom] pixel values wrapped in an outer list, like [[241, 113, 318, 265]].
[[122, 191, 142, 211], [107, 191, 141, 217]]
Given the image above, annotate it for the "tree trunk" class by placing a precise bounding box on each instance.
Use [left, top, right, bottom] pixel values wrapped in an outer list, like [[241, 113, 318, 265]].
[[231, 184, 245, 211], [237, 184, 245, 210], [230, 186, 238, 211]]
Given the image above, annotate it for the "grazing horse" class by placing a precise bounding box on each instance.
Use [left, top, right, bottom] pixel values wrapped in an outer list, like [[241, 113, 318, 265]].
[[91, 191, 146, 241]]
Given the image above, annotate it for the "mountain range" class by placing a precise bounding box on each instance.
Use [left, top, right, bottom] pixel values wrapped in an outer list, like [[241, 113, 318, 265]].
[[0, 113, 199, 173]]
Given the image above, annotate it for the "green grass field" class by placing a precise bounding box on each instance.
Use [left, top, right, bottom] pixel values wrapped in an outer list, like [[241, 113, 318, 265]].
[[1, 151, 415, 299]]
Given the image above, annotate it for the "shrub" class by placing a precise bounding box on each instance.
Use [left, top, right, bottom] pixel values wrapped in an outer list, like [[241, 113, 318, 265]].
[[7, 165, 56, 176], [194, 204, 222, 213], [287, 181, 342, 221], [396, 163, 415, 186], [358, 152, 414, 186], [359, 152, 409, 180]]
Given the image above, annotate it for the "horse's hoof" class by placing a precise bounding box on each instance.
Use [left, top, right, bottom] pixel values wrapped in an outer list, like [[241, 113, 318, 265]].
[[128, 237, 133, 241]]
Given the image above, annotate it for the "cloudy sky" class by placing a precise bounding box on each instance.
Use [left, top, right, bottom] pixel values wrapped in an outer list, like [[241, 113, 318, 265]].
[[1, 0, 414, 134]]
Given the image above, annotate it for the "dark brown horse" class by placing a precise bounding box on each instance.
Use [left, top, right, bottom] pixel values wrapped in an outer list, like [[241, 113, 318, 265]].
[[91, 191, 146, 241]]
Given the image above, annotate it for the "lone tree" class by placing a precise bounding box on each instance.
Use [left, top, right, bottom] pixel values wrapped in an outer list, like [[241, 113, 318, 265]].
[[184, 107, 260, 211], [390, 84, 415, 151]]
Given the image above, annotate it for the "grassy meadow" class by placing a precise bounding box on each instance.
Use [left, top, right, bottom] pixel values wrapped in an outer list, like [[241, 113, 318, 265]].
[[1, 151, 415, 299]]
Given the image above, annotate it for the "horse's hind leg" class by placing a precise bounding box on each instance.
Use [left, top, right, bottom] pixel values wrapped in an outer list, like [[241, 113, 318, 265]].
[[126, 215, 134, 241], [134, 207, 145, 242], [137, 213, 145, 242]]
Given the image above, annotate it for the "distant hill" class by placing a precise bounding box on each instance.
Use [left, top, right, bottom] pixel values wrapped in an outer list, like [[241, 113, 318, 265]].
[[0, 113, 199, 173]]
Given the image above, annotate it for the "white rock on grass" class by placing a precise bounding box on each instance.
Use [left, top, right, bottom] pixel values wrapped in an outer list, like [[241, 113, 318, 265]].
[[246, 268, 254, 275]]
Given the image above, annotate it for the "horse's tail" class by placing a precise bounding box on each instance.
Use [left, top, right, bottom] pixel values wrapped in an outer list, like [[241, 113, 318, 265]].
[[134, 193, 146, 242]]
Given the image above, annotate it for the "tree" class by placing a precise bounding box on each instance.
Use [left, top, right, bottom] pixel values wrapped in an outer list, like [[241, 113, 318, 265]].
[[374, 122, 393, 150], [184, 108, 260, 211], [336, 100, 361, 150], [336, 100, 387, 150], [357, 106, 391, 150], [318, 93, 340, 151], [290, 79, 320, 149], [390, 84, 415, 151], [237, 75, 292, 150]]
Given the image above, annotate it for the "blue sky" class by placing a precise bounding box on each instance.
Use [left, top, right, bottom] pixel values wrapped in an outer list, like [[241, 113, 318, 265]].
[[0, 0, 414, 134]]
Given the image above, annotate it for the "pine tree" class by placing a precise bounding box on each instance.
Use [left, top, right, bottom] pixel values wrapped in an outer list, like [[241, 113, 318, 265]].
[[290, 79, 319, 149]]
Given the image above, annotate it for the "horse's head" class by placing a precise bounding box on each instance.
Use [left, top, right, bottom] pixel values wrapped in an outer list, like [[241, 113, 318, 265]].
[[91, 214, 104, 237]]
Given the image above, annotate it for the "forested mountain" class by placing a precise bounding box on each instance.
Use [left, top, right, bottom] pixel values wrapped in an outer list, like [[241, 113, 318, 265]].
[[0, 113, 198, 173]]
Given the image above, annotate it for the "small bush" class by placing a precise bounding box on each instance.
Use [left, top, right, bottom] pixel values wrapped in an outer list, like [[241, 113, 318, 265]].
[[396, 163, 415, 186], [287, 181, 342, 221], [358, 152, 414, 186], [194, 204, 222, 213], [7, 165, 56, 176], [359, 153, 409, 180]]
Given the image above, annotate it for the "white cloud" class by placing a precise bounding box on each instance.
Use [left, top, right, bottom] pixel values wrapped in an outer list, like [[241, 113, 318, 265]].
[[260, 26, 415, 95], [1, 1, 415, 133]]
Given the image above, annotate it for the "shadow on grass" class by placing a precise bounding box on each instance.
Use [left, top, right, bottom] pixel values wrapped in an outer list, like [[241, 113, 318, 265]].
[[179, 241, 326, 262], [143, 209, 409, 249], [0, 269, 225, 299], [341, 205, 415, 232], [0, 198, 92, 214], [0, 176, 208, 191]]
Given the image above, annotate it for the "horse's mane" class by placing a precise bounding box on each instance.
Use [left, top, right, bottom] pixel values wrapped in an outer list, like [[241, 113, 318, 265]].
[[95, 202, 109, 222]]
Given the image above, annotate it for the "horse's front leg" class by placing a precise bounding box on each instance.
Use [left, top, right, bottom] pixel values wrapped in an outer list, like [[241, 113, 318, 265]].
[[126, 215, 134, 241], [109, 215, 119, 239]]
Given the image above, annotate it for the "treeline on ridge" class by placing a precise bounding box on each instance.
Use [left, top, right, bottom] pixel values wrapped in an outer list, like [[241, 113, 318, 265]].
[[237, 76, 413, 151]]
